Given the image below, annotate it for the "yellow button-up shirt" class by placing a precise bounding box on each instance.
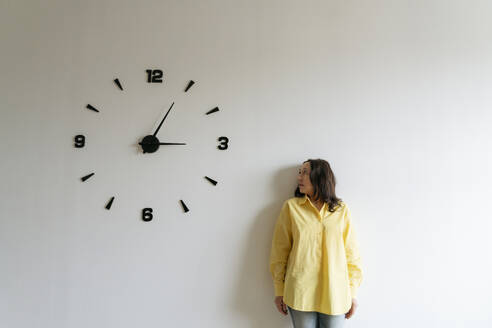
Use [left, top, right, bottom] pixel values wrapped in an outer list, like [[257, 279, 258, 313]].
[[269, 195, 363, 315]]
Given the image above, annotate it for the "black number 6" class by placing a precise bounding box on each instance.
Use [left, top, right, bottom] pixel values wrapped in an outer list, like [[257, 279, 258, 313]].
[[142, 208, 153, 221]]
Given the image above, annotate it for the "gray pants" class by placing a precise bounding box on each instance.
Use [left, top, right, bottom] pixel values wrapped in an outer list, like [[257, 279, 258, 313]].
[[288, 305, 346, 328]]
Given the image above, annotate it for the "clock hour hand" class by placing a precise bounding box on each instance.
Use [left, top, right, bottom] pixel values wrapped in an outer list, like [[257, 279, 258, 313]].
[[153, 102, 174, 137], [138, 141, 186, 146], [138, 135, 187, 153]]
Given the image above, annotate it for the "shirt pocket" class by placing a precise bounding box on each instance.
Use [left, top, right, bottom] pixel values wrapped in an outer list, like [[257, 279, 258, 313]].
[[290, 226, 322, 277], [321, 220, 343, 242]]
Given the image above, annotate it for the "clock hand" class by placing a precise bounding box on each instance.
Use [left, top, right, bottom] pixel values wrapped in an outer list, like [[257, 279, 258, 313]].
[[138, 137, 187, 153], [138, 141, 186, 146], [153, 102, 174, 137]]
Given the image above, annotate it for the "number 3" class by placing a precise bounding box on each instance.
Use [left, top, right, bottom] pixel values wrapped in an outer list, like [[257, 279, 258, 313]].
[[217, 136, 229, 150]]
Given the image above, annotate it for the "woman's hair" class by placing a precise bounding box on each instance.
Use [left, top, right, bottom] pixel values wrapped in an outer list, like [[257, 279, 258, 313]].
[[294, 158, 343, 212]]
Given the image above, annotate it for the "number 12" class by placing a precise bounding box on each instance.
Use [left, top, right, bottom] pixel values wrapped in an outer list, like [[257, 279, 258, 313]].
[[146, 69, 163, 83]]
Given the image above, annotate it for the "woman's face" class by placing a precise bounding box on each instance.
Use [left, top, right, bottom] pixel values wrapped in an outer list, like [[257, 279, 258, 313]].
[[297, 162, 314, 197]]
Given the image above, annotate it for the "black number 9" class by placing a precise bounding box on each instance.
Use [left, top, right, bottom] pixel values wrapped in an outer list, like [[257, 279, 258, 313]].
[[217, 136, 229, 150], [74, 135, 85, 148], [142, 208, 153, 221]]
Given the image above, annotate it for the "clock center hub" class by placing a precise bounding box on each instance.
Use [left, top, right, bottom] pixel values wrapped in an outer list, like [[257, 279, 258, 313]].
[[139, 135, 160, 153]]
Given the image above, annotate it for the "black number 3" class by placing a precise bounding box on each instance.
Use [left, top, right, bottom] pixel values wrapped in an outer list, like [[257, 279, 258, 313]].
[[217, 136, 229, 150], [145, 69, 163, 83]]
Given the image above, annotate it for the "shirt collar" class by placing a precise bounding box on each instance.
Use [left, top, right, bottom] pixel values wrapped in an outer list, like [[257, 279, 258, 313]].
[[300, 195, 327, 211]]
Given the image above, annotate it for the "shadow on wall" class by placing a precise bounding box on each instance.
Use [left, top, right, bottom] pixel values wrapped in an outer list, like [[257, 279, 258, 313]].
[[232, 163, 301, 327]]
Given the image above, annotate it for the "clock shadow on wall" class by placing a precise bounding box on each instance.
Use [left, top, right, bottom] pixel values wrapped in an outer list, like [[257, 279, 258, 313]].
[[74, 69, 229, 221]]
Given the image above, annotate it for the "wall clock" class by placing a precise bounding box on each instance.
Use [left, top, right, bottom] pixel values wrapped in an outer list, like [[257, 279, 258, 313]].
[[74, 69, 229, 222]]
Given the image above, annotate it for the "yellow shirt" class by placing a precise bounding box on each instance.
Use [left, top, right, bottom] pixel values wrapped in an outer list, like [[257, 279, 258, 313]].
[[269, 195, 363, 315]]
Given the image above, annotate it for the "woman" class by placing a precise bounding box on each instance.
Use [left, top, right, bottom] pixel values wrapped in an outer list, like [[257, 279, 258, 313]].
[[269, 159, 363, 328]]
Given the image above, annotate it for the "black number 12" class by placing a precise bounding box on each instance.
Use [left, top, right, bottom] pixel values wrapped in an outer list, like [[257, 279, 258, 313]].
[[146, 69, 163, 83]]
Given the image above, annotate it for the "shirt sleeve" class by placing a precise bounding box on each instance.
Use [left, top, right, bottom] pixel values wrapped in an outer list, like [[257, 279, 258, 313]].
[[343, 204, 363, 299], [269, 201, 293, 297]]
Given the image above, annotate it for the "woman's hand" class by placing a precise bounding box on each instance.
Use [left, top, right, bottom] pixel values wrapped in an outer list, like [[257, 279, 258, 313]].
[[274, 296, 288, 315], [345, 298, 358, 319]]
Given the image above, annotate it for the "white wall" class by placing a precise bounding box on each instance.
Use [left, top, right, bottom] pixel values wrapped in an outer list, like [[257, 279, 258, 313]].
[[1, 0, 491, 327]]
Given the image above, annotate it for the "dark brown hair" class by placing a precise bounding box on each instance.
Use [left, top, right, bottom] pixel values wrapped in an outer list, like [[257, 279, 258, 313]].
[[294, 158, 343, 212]]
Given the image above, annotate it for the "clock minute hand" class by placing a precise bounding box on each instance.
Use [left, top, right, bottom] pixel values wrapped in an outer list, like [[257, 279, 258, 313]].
[[159, 142, 186, 145], [153, 102, 175, 137]]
